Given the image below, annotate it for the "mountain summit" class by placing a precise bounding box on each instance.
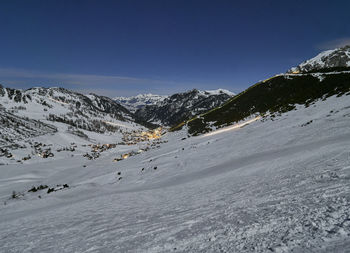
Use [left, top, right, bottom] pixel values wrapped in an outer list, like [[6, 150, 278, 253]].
[[289, 45, 350, 73], [133, 89, 235, 126], [114, 94, 168, 113], [173, 46, 350, 135]]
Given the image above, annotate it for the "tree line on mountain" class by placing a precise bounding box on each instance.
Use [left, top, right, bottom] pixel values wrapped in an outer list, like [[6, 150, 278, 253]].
[[47, 114, 120, 133], [177, 72, 350, 135]]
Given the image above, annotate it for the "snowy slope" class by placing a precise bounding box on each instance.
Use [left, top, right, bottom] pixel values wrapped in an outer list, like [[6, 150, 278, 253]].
[[1, 93, 350, 252], [0, 86, 142, 127], [289, 45, 350, 73], [180, 71, 350, 135], [0, 85, 148, 148], [0, 108, 57, 147]]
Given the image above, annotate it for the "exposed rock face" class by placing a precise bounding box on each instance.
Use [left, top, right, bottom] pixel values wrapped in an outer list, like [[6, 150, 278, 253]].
[[289, 45, 350, 73], [134, 89, 234, 126]]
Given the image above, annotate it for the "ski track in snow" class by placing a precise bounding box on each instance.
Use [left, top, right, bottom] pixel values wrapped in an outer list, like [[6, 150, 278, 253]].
[[1, 95, 350, 252]]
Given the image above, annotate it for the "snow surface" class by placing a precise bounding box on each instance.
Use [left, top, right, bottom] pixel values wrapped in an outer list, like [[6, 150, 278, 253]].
[[290, 46, 350, 73], [0, 87, 145, 148], [1, 95, 350, 252]]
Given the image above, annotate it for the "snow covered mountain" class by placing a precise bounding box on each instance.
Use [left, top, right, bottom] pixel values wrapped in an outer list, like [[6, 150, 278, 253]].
[[115, 89, 234, 117], [0, 108, 57, 147], [114, 93, 168, 112], [134, 88, 234, 126], [1, 86, 350, 252], [0, 85, 149, 147], [173, 54, 350, 135], [289, 45, 350, 73], [2, 48, 350, 252]]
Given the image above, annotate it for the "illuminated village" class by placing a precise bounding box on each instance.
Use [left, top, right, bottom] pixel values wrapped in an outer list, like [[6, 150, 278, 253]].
[[112, 127, 165, 162], [121, 127, 164, 145], [78, 127, 166, 162], [0, 127, 167, 163]]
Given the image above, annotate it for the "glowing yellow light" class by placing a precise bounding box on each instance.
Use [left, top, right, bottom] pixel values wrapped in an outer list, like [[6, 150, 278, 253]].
[[201, 116, 261, 137]]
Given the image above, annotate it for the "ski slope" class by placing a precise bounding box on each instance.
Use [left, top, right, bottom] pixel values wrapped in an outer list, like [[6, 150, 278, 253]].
[[1, 94, 350, 252]]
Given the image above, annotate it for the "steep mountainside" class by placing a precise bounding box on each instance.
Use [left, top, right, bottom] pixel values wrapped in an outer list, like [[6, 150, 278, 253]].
[[172, 55, 350, 135], [289, 45, 350, 73], [114, 94, 168, 112], [134, 89, 234, 126], [0, 108, 57, 147]]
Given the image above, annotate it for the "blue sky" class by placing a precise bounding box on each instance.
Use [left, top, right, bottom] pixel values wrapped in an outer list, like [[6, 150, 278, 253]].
[[0, 0, 350, 96]]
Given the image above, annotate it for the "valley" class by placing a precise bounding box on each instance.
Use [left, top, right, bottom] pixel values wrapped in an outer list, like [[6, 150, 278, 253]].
[[1, 94, 350, 252], [1, 45, 350, 252]]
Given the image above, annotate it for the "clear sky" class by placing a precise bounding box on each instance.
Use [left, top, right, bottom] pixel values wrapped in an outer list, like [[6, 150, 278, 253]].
[[0, 0, 350, 97]]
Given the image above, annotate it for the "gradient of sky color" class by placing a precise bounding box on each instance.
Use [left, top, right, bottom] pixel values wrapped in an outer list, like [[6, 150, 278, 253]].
[[0, 0, 350, 96]]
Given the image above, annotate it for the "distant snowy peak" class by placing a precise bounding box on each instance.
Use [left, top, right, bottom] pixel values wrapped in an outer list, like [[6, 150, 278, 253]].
[[202, 89, 235, 96], [172, 89, 235, 99], [114, 94, 168, 112], [134, 88, 235, 126], [289, 45, 350, 73], [115, 90, 235, 113]]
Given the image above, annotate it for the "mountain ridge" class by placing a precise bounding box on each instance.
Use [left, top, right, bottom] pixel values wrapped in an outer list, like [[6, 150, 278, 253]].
[[114, 88, 234, 113], [114, 93, 168, 113], [133, 88, 235, 126], [289, 45, 350, 73], [172, 47, 350, 135], [0, 85, 151, 147]]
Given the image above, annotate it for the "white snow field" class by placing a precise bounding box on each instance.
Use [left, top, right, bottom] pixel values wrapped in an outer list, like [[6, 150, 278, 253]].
[[1, 94, 350, 252]]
